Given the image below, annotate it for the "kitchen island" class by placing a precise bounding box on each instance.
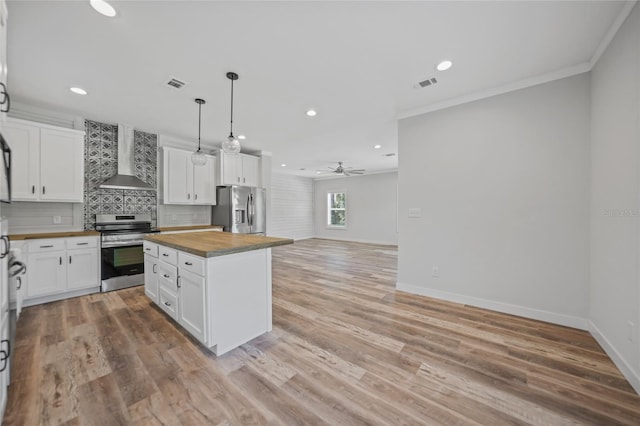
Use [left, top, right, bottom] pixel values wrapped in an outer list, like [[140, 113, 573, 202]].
[[143, 231, 293, 355]]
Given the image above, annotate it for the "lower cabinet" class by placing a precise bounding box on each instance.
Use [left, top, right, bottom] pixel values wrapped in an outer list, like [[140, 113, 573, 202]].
[[24, 236, 100, 302], [27, 250, 66, 297], [148, 245, 207, 346], [144, 253, 158, 302], [177, 269, 206, 343]]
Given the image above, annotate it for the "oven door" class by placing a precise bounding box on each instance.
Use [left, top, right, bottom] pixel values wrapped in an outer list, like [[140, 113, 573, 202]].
[[100, 239, 146, 292]]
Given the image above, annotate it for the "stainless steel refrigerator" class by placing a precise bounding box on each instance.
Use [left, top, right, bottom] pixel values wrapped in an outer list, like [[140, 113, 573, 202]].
[[212, 186, 266, 235]]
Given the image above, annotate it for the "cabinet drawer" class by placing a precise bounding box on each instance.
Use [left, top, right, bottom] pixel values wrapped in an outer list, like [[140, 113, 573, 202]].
[[29, 239, 65, 253], [158, 261, 177, 291], [158, 286, 178, 321], [158, 246, 177, 265], [178, 252, 205, 276], [66, 236, 97, 249], [143, 241, 158, 258]]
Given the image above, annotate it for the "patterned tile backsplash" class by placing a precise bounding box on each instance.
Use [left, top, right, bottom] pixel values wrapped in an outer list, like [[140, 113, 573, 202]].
[[83, 120, 157, 230]]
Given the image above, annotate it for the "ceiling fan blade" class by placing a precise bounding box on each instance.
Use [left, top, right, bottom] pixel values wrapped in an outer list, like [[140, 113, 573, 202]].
[[349, 169, 365, 172], [349, 171, 365, 174]]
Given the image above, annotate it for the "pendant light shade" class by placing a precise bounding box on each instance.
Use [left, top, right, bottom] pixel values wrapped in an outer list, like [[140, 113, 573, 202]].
[[191, 98, 207, 166], [221, 72, 241, 155]]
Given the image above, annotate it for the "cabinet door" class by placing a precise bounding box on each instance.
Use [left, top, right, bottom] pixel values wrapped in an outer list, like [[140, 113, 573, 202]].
[[144, 254, 158, 302], [4, 121, 39, 200], [221, 152, 240, 185], [178, 269, 206, 344], [164, 148, 193, 204], [241, 154, 259, 187], [193, 156, 216, 205], [40, 129, 83, 202], [0, 311, 8, 418], [26, 251, 66, 297], [67, 248, 98, 290]]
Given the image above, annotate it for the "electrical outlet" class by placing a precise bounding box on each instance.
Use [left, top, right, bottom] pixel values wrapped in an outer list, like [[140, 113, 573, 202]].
[[628, 321, 635, 342], [408, 208, 422, 218], [53, 215, 61, 224], [432, 266, 439, 278]]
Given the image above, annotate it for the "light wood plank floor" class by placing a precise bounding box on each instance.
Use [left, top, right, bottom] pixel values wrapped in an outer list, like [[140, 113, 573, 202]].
[[4, 238, 640, 425]]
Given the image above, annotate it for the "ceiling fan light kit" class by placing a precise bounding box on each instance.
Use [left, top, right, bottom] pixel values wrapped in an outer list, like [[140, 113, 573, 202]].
[[221, 71, 242, 155], [191, 98, 207, 166]]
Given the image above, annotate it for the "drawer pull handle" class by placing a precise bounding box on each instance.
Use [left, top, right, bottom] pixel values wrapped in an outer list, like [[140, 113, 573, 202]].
[[31, 185, 35, 194], [152, 264, 157, 273], [59, 256, 62, 265], [145, 247, 151, 251], [16, 276, 21, 290], [164, 301, 171, 307], [184, 262, 193, 266], [42, 186, 46, 195], [76, 242, 89, 246], [163, 274, 170, 278], [162, 253, 169, 257], [40, 245, 54, 248], [177, 276, 181, 288], [69, 255, 72, 264]]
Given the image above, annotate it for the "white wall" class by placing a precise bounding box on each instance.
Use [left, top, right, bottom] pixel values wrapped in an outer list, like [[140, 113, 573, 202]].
[[589, 3, 640, 392], [269, 172, 314, 240], [397, 74, 591, 329], [314, 172, 398, 245]]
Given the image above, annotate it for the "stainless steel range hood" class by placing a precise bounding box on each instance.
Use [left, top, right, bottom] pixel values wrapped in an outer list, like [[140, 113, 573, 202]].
[[99, 124, 155, 191]]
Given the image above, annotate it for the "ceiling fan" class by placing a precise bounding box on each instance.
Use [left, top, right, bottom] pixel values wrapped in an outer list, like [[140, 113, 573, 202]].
[[317, 162, 365, 176]]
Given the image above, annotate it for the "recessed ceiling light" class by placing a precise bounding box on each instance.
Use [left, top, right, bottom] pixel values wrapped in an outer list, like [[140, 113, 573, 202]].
[[316, 171, 322, 174], [90, 0, 117, 17], [374, 144, 381, 149], [281, 163, 287, 167], [306, 109, 317, 117], [70, 87, 88, 95], [436, 60, 453, 71], [238, 135, 246, 140]]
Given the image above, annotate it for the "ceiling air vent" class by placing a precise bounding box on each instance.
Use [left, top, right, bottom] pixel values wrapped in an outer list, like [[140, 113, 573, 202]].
[[165, 77, 187, 90], [418, 77, 438, 88]]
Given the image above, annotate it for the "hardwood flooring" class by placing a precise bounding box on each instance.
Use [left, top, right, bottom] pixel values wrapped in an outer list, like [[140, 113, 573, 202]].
[[4, 238, 640, 425]]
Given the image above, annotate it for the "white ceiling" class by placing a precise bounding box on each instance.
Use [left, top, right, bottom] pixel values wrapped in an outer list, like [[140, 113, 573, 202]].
[[6, 1, 630, 177]]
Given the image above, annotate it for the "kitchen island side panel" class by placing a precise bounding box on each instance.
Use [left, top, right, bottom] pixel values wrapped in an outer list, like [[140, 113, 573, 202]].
[[206, 248, 271, 355]]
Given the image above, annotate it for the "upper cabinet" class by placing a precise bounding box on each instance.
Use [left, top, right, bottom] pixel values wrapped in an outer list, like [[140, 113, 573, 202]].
[[4, 118, 84, 202], [162, 147, 216, 205], [219, 152, 260, 187]]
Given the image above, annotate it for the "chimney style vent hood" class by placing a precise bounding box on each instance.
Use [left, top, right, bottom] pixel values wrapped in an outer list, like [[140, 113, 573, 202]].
[[99, 124, 155, 191]]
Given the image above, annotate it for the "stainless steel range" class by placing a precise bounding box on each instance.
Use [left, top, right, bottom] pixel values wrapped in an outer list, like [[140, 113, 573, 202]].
[[96, 214, 158, 292]]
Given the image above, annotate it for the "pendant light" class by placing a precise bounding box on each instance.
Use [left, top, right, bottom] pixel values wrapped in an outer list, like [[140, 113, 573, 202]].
[[221, 72, 241, 155], [191, 98, 207, 166]]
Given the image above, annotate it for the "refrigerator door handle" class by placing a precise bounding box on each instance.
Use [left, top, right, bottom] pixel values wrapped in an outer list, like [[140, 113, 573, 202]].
[[246, 195, 251, 226], [248, 193, 254, 227]]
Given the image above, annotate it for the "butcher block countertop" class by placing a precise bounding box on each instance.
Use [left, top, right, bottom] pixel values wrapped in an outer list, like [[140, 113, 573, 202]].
[[145, 231, 293, 258], [158, 225, 224, 232], [9, 230, 100, 240]]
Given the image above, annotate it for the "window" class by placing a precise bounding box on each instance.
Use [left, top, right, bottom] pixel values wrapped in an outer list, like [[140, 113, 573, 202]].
[[327, 191, 346, 227]]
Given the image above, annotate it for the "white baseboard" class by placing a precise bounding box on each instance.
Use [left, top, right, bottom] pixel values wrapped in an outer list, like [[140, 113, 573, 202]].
[[313, 235, 398, 246], [588, 320, 640, 395], [396, 282, 588, 330]]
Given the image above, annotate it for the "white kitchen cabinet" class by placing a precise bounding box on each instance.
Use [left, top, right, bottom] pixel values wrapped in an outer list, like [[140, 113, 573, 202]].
[[66, 247, 98, 290], [3, 120, 38, 200], [24, 236, 100, 301], [4, 118, 84, 202], [177, 269, 206, 343], [143, 241, 159, 302], [151, 245, 207, 344], [163, 147, 216, 205], [26, 250, 66, 297], [219, 152, 260, 187]]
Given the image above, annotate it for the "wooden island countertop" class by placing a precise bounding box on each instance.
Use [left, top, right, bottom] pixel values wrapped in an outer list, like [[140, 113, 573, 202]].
[[144, 231, 293, 258]]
